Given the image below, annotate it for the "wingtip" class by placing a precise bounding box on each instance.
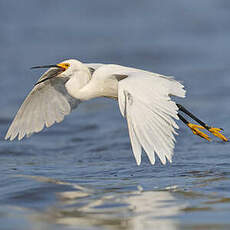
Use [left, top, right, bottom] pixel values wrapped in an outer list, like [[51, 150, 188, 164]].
[[149, 157, 156, 165], [159, 155, 167, 165], [136, 158, 141, 166], [10, 135, 16, 141], [4, 132, 10, 141], [5, 135, 14, 141], [18, 135, 24, 141], [166, 155, 173, 164], [5, 131, 18, 141]]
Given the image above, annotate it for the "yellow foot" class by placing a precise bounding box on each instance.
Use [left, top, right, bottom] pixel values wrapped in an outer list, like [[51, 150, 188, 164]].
[[208, 127, 228, 142], [187, 123, 211, 141]]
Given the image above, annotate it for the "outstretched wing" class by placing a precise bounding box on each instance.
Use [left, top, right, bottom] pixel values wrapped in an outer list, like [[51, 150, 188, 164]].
[[118, 72, 185, 165], [5, 68, 80, 141]]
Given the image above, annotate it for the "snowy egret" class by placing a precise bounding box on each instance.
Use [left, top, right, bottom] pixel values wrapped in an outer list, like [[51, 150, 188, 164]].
[[5, 59, 228, 165]]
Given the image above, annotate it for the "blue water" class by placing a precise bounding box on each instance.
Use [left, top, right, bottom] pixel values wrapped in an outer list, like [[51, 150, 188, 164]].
[[1, 1, 230, 229]]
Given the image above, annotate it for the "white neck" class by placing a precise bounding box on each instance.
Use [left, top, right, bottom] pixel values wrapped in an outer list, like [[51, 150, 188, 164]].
[[65, 70, 99, 101]]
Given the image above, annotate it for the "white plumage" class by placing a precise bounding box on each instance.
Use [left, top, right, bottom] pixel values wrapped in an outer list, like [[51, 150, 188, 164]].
[[5, 59, 186, 165], [118, 73, 185, 165]]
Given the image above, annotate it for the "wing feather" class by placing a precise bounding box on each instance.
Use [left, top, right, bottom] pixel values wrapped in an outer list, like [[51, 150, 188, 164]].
[[5, 76, 80, 141], [126, 105, 142, 165], [118, 72, 185, 165]]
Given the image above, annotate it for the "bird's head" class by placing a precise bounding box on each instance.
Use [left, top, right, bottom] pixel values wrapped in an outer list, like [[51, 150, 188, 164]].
[[32, 59, 89, 85]]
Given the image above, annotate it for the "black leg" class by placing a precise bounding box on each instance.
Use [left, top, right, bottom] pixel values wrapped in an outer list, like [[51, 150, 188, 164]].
[[176, 104, 228, 142], [178, 113, 189, 126], [176, 104, 210, 130]]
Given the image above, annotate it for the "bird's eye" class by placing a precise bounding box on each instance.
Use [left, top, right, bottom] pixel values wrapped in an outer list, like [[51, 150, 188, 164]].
[[64, 63, 70, 68]]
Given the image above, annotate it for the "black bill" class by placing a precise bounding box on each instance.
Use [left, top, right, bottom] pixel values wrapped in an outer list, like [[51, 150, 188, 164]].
[[31, 64, 63, 69], [32, 65, 65, 86]]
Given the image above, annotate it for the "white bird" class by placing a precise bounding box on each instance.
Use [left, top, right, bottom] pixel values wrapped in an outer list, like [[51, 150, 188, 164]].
[[5, 59, 227, 165]]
